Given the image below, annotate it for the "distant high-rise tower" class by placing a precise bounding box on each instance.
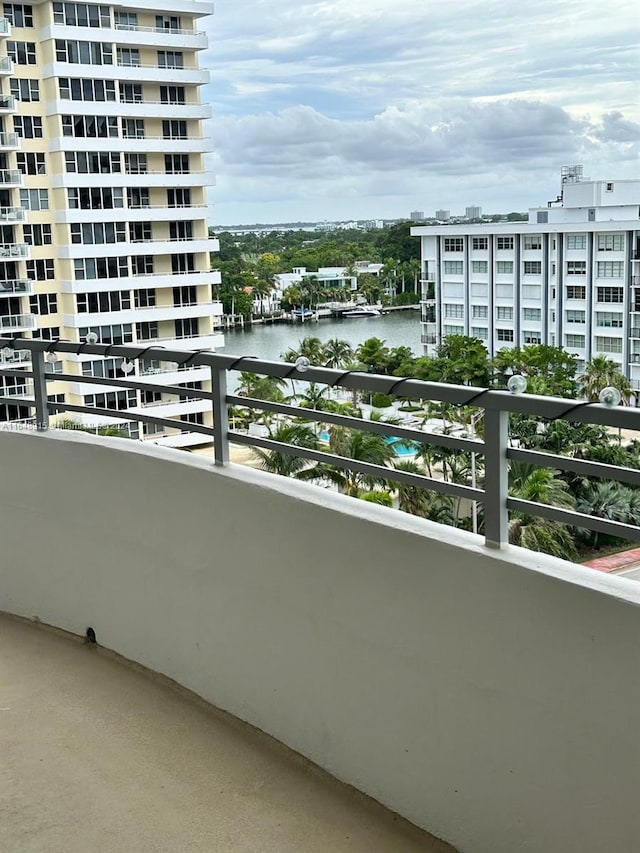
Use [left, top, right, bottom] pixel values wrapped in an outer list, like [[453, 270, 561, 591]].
[[410, 210, 425, 221], [0, 0, 223, 445], [435, 209, 450, 221], [465, 206, 482, 219]]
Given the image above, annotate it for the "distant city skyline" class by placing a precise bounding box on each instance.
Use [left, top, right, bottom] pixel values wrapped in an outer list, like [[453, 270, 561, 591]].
[[203, 0, 639, 224]]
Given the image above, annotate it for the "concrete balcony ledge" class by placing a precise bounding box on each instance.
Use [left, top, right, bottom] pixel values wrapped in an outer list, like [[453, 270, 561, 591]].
[[1, 429, 640, 853]]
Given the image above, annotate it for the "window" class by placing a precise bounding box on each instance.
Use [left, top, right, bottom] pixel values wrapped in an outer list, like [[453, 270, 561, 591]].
[[160, 86, 186, 105], [156, 14, 181, 31], [536, 211, 548, 224], [26, 259, 55, 280], [566, 261, 586, 275], [119, 83, 142, 103], [180, 412, 204, 426], [605, 182, 614, 192], [444, 303, 464, 318], [131, 255, 154, 275], [65, 151, 121, 174], [565, 285, 586, 300], [565, 334, 585, 348], [175, 318, 199, 338], [497, 329, 514, 342], [596, 286, 624, 303], [566, 309, 585, 323], [79, 324, 133, 344], [595, 336, 623, 354], [597, 261, 624, 277], [595, 312, 624, 328], [29, 293, 57, 315], [173, 286, 197, 307], [122, 118, 145, 139], [158, 50, 183, 69], [162, 120, 187, 140], [523, 261, 541, 275], [471, 260, 487, 273], [55, 40, 113, 65], [496, 237, 514, 250], [32, 326, 60, 340], [172, 254, 195, 274], [76, 291, 131, 313], [169, 220, 193, 240], [523, 235, 542, 250], [129, 221, 152, 242], [136, 321, 158, 341], [117, 47, 140, 66], [496, 261, 513, 274], [443, 261, 463, 274], [84, 390, 137, 411], [472, 237, 487, 250], [523, 331, 541, 344], [59, 77, 116, 101], [114, 11, 137, 28], [443, 238, 463, 252], [3, 4, 34, 26], [167, 188, 191, 207], [16, 152, 45, 175], [496, 284, 513, 298], [165, 154, 189, 175], [9, 78, 39, 101], [19, 188, 49, 210], [70, 222, 126, 244], [61, 114, 118, 137], [521, 285, 541, 300], [68, 187, 123, 209], [124, 153, 147, 174], [53, 3, 110, 27], [496, 306, 513, 320], [135, 289, 156, 308], [74, 256, 128, 280], [127, 187, 150, 208], [470, 283, 487, 297], [597, 234, 624, 251], [523, 307, 541, 321], [471, 326, 488, 340], [23, 224, 52, 246], [7, 40, 36, 64], [13, 115, 42, 138], [566, 235, 586, 250], [443, 325, 464, 336], [82, 358, 127, 379]]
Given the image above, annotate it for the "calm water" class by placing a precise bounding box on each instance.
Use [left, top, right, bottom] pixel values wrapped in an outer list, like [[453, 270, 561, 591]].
[[219, 311, 422, 362]]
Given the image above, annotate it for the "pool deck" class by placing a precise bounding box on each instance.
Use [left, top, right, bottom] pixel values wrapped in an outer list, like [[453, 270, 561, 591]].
[[1, 613, 455, 853]]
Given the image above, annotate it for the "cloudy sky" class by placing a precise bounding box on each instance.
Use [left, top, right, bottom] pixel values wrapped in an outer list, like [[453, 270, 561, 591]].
[[201, 0, 639, 225]]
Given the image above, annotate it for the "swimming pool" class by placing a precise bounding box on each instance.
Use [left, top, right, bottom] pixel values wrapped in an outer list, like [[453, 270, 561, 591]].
[[318, 431, 418, 457]]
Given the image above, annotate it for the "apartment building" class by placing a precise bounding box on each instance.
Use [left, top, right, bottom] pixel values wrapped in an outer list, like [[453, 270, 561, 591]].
[[0, 0, 222, 446], [412, 171, 640, 385]]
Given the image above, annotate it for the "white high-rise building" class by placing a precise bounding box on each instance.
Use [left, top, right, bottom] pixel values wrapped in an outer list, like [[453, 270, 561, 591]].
[[0, 1, 222, 445], [412, 171, 640, 384]]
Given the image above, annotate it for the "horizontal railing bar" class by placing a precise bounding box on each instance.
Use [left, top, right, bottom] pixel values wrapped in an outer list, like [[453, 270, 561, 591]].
[[51, 370, 215, 402], [507, 498, 640, 543], [47, 401, 217, 440], [0, 368, 34, 379], [229, 431, 483, 502], [508, 447, 640, 487], [227, 394, 484, 454]]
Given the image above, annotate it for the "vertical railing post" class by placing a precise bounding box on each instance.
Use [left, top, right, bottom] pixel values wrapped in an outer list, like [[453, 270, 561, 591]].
[[211, 365, 229, 466], [31, 349, 49, 432], [483, 403, 509, 548]]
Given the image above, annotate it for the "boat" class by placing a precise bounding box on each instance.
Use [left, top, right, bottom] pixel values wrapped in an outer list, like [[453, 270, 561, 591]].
[[342, 305, 382, 318]]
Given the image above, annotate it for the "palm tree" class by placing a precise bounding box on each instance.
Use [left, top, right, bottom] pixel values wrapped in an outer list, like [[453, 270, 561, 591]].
[[579, 355, 632, 403], [282, 336, 325, 366], [509, 518, 578, 561], [251, 422, 318, 478], [323, 338, 353, 369], [576, 481, 635, 548], [508, 462, 576, 559], [356, 337, 389, 374], [509, 462, 574, 509], [237, 372, 286, 402], [301, 425, 394, 496]]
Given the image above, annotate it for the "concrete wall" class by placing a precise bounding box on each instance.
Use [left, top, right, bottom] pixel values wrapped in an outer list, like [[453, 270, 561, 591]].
[[2, 429, 640, 853]]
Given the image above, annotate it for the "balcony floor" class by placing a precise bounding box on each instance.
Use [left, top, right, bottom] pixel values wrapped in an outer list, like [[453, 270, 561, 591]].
[[0, 614, 453, 853]]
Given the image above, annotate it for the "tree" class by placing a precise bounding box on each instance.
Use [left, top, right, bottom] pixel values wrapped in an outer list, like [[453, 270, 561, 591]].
[[434, 336, 491, 386], [508, 462, 576, 559], [492, 345, 577, 397], [301, 426, 394, 496], [579, 355, 632, 403], [251, 422, 318, 478], [323, 337, 353, 369], [237, 372, 286, 402], [282, 336, 325, 366], [356, 337, 389, 374]]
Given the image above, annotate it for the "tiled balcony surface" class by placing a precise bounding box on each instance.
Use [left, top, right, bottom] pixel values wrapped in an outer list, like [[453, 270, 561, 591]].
[[0, 614, 453, 853]]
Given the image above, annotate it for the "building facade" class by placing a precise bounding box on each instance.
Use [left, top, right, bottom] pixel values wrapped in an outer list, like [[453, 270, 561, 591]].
[[0, 0, 222, 446], [413, 175, 640, 385]]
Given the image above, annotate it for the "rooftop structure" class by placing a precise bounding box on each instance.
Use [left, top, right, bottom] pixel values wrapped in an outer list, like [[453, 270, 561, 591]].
[[0, 0, 222, 446], [412, 172, 640, 386]]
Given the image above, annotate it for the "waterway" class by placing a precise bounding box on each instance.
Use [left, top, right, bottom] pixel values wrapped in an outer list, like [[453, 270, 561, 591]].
[[218, 310, 423, 362]]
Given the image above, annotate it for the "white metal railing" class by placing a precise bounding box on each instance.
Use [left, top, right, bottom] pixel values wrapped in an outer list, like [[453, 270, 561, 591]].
[[0, 207, 25, 222], [0, 56, 13, 72], [0, 18, 9, 35], [0, 381, 32, 397], [0, 131, 18, 147], [0, 347, 30, 365], [116, 62, 201, 72], [0, 279, 30, 295], [0, 243, 28, 258], [1, 337, 640, 552], [0, 94, 16, 110], [119, 99, 202, 107], [0, 315, 36, 330], [114, 23, 202, 36], [0, 169, 21, 184]]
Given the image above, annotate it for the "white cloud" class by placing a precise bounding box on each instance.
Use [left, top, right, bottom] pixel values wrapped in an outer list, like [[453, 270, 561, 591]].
[[203, 0, 640, 222]]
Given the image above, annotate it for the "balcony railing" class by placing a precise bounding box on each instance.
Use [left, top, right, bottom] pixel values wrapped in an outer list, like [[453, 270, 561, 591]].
[[0, 314, 36, 330], [1, 337, 640, 551], [0, 279, 31, 296], [114, 23, 202, 36], [0, 243, 28, 258], [0, 206, 25, 221], [0, 94, 16, 111], [0, 168, 21, 184], [0, 131, 18, 147]]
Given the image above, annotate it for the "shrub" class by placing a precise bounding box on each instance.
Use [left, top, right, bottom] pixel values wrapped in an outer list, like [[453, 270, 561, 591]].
[[371, 392, 392, 408]]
